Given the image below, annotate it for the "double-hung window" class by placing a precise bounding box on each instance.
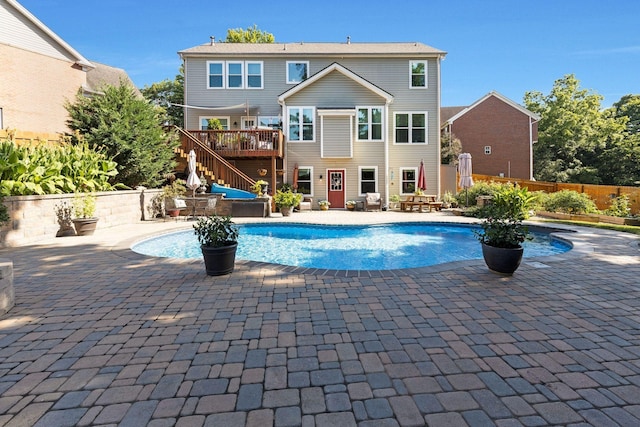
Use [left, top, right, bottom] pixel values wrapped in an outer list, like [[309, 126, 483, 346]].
[[295, 167, 313, 195], [357, 107, 383, 141], [288, 107, 315, 142], [207, 61, 224, 88], [400, 168, 417, 194], [287, 61, 309, 84], [227, 62, 243, 88], [410, 60, 427, 88], [395, 112, 427, 144], [246, 61, 263, 88], [359, 167, 377, 194]]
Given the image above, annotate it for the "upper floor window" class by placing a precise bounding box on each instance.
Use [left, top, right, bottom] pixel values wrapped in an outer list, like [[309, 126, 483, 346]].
[[207, 61, 263, 89], [287, 61, 309, 84], [207, 61, 224, 88], [357, 107, 383, 141], [394, 112, 427, 144], [410, 60, 427, 88], [288, 107, 315, 142]]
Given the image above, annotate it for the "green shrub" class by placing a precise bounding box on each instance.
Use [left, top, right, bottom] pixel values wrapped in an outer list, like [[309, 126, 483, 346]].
[[0, 196, 9, 225], [542, 190, 598, 214], [457, 181, 514, 206], [604, 195, 632, 218], [477, 185, 537, 221], [0, 139, 117, 196]]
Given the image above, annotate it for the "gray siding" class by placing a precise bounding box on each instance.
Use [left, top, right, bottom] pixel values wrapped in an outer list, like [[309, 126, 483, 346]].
[[321, 116, 351, 158]]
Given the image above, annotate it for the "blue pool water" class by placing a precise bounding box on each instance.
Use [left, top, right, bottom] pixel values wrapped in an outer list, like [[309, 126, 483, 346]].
[[131, 223, 571, 271]]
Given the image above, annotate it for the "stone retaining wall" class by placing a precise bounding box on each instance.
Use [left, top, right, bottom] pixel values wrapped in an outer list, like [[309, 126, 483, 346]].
[[0, 189, 162, 248], [0, 259, 14, 315]]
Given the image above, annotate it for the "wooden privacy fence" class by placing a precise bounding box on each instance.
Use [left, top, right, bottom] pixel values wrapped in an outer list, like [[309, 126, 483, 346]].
[[469, 174, 640, 214]]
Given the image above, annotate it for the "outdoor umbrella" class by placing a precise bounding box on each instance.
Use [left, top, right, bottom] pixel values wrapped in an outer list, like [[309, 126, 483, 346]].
[[458, 152, 474, 206], [417, 159, 427, 192], [292, 163, 299, 191], [186, 149, 202, 198]]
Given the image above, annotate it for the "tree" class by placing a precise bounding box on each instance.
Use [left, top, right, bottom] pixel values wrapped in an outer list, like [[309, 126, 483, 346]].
[[141, 66, 184, 127], [66, 83, 178, 188], [441, 132, 462, 165], [225, 25, 275, 43], [524, 74, 626, 183]]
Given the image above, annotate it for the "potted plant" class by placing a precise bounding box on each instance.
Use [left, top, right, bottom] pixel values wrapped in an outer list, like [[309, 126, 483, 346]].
[[72, 193, 98, 236], [159, 179, 187, 217], [319, 200, 331, 210], [346, 200, 356, 211], [474, 185, 535, 275], [193, 215, 239, 276], [273, 189, 303, 216], [389, 195, 401, 210], [442, 191, 457, 209], [251, 180, 269, 196], [54, 201, 76, 237]]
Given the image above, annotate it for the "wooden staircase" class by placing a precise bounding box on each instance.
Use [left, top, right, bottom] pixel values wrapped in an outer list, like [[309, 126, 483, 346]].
[[174, 127, 256, 192]]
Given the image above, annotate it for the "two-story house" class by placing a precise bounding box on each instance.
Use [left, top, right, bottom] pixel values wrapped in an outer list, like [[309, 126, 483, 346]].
[[178, 39, 446, 208], [441, 91, 540, 180]]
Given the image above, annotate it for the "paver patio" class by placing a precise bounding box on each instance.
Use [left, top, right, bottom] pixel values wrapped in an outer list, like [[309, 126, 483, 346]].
[[0, 211, 639, 426]]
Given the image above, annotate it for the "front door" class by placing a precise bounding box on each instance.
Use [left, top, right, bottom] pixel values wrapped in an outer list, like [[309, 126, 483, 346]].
[[327, 169, 345, 208]]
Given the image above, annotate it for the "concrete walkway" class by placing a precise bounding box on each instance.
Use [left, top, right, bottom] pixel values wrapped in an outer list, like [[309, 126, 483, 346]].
[[0, 210, 639, 426]]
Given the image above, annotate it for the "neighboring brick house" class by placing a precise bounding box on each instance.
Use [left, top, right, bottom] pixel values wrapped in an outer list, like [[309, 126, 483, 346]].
[[441, 91, 540, 180], [179, 40, 447, 208], [0, 0, 138, 139]]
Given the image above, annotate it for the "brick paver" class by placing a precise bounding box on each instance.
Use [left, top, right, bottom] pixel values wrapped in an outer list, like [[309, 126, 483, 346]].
[[0, 211, 639, 426]]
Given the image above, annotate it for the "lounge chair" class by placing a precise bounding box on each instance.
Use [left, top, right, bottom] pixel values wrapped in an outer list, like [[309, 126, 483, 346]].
[[365, 193, 382, 211]]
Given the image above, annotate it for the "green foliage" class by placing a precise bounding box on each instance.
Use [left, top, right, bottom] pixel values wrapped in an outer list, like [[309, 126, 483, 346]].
[[441, 132, 462, 165], [475, 186, 534, 249], [251, 180, 268, 195], [207, 118, 223, 130], [604, 195, 632, 218], [0, 139, 117, 196], [0, 196, 9, 225], [455, 181, 506, 206], [273, 190, 303, 208], [141, 66, 184, 127], [72, 193, 96, 218], [524, 74, 627, 183], [542, 190, 598, 214], [161, 179, 187, 199], [193, 215, 239, 247], [225, 25, 275, 43], [66, 83, 178, 188]]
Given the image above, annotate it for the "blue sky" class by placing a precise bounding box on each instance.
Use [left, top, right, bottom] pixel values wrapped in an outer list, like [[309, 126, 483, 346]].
[[19, 0, 639, 108]]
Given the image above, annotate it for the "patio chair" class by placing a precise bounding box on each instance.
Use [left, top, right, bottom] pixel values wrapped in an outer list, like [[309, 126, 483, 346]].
[[365, 193, 382, 211]]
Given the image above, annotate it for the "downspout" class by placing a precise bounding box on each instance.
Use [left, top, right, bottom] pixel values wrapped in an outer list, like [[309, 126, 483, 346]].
[[278, 98, 287, 187], [385, 100, 391, 208], [436, 55, 443, 197], [180, 54, 188, 127]]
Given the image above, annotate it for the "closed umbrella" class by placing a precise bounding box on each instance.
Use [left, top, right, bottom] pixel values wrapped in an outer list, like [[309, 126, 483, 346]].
[[417, 159, 427, 192], [186, 149, 201, 198], [458, 153, 474, 206]]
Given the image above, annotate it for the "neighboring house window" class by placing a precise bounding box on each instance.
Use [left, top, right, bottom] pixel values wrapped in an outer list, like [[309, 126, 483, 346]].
[[357, 107, 383, 141], [259, 116, 282, 129], [394, 112, 427, 144], [227, 62, 244, 88], [246, 61, 263, 88], [410, 60, 427, 88], [296, 166, 313, 195], [199, 116, 229, 130], [400, 167, 417, 194], [359, 167, 377, 194], [207, 61, 224, 88], [288, 107, 315, 142], [484, 145, 492, 155], [287, 61, 309, 84]]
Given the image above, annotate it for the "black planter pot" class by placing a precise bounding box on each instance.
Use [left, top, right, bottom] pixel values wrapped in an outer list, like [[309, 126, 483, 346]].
[[72, 218, 99, 236], [481, 243, 524, 275], [201, 243, 238, 276]]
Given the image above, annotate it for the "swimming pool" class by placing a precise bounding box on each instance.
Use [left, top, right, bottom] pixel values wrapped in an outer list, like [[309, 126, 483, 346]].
[[131, 222, 572, 271]]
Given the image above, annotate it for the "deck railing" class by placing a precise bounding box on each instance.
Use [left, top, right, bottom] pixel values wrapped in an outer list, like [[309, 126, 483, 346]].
[[187, 129, 284, 158]]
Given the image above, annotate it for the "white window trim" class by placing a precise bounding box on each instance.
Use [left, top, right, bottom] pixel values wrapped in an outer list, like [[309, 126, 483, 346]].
[[286, 61, 309, 84], [199, 116, 230, 130], [356, 106, 385, 142], [399, 167, 418, 195], [245, 61, 264, 89], [358, 166, 378, 196], [409, 60, 428, 89], [286, 106, 316, 143], [206, 61, 225, 89], [296, 166, 314, 197], [393, 111, 428, 145]]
